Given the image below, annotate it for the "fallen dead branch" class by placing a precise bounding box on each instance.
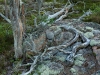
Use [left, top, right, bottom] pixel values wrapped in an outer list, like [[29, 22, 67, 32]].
[[55, 9, 68, 22], [78, 9, 92, 21], [41, 48, 47, 62], [47, 25, 79, 53], [21, 56, 39, 75], [0, 13, 11, 24], [47, 25, 90, 66], [48, 45, 67, 50], [74, 33, 90, 54], [48, 4, 74, 20], [21, 63, 32, 66], [57, 48, 72, 54], [41, 4, 74, 26]]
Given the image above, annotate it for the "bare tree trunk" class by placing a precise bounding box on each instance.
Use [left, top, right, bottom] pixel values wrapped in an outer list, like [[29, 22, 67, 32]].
[[10, 0, 24, 59], [4, 0, 8, 18]]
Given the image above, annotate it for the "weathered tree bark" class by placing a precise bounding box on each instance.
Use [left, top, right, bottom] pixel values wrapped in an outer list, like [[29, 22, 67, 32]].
[[10, 0, 24, 59], [4, 0, 8, 18]]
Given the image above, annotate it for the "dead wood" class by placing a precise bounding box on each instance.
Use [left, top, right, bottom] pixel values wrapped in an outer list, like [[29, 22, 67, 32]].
[[21, 56, 39, 75], [60, 25, 79, 45], [0, 13, 11, 24], [73, 33, 90, 54], [78, 9, 92, 21], [41, 3, 74, 26]]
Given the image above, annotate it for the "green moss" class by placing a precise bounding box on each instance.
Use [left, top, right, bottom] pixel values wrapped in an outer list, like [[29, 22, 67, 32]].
[[67, 1, 100, 23], [0, 22, 13, 52], [84, 4, 100, 23], [0, 0, 4, 4], [93, 52, 96, 57]]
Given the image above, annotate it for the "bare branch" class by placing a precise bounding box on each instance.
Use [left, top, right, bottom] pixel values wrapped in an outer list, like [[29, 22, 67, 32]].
[[57, 48, 72, 54], [66, 32, 90, 64], [21, 56, 39, 75], [34, 17, 38, 27], [41, 48, 47, 61], [21, 63, 32, 67], [78, 9, 92, 21], [0, 13, 11, 24], [55, 13, 67, 22], [48, 45, 66, 50], [48, 4, 74, 20], [59, 25, 79, 45]]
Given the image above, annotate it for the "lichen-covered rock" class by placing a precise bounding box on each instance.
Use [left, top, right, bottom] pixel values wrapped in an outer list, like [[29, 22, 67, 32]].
[[74, 55, 85, 66], [70, 66, 79, 75], [90, 40, 100, 46], [37, 62, 64, 75], [55, 56, 66, 62], [54, 52, 66, 62], [33, 73, 38, 75], [84, 32, 94, 39], [85, 26, 94, 32]]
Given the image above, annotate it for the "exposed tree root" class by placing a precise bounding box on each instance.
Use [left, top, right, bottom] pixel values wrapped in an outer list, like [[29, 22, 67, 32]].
[[18, 0, 92, 73], [66, 33, 90, 64], [47, 25, 90, 65]]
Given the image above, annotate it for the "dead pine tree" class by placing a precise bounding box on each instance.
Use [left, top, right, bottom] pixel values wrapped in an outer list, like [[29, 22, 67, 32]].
[[10, 0, 25, 59]]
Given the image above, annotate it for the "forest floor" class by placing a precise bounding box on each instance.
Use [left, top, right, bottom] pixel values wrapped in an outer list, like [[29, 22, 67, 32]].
[[0, 0, 100, 75]]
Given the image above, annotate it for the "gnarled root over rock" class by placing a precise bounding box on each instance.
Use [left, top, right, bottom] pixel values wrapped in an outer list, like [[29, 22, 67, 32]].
[[20, 25, 92, 75]]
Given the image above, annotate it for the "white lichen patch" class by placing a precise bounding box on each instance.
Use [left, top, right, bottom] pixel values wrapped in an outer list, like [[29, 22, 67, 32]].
[[90, 40, 100, 46], [84, 32, 94, 39], [55, 56, 66, 62], [74, 55, 85, 66], [74, 60, 84, 66], [70, 67, 78, 75], [37, 62, 64, 75], [85, 26, 94, 32]]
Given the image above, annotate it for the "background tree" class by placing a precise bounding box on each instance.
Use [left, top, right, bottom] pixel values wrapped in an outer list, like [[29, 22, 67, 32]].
[[10, 0, 25, 59]]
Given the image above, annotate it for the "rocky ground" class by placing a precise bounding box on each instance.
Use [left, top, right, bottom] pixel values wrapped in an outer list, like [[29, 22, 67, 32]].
[[0, 19, 100, 75], [0, 0, 100, 75], [19, 19, 100, 75], [52, 19, 100, 75]]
